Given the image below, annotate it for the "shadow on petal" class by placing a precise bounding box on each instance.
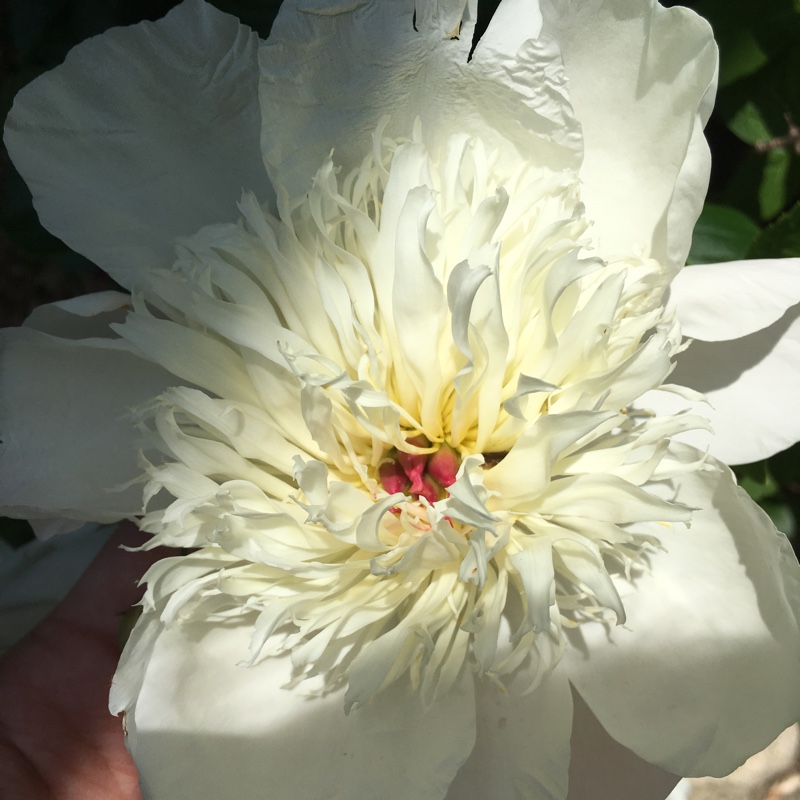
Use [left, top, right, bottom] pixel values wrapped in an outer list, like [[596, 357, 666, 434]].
[[568, 688, 680, 800], [672, 305, 800, 394]]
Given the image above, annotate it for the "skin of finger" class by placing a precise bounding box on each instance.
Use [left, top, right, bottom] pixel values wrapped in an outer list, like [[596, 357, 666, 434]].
[[0, 522, 169, 800]]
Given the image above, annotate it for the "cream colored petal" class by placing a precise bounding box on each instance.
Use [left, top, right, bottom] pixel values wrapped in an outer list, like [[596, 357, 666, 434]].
[[563, 457, 800, 777], [122, 619, 476, 800], [4, 0, 271, 290], [0, 328, 174, 524], [540, 0, 717, 268]]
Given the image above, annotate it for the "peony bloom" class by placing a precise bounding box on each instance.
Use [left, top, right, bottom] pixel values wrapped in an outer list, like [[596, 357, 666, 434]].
[[2, 1, 800, 799]]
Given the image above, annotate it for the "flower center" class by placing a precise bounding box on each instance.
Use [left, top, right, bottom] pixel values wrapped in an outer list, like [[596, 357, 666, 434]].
[[127, 125, 707, 710], [377, 435, 460, 504]]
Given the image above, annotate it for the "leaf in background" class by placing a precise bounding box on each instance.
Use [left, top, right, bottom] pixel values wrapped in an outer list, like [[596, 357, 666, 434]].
[[687, 203, 760, 264], [735, 461, 780, 503], [720, 80, 800, 220], [706, 0, 800, 221], [688, 2, 767, 87], [762, 500, 798, 539], [761, 147, 797, 220], [755, 442, 800, 541], [749, 200, 800, 258], [727, 100, 770, 144], [731, 460, 795, 537]]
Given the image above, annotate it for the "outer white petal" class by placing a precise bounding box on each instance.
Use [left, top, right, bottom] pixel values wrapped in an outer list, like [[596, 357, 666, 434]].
[[23, 291, 131, 338], [123, 620, 476, 800], [669, 259, 800, 342], [5, 293, 134, 536], [562, 456, 800, 777], [445, 670, 573, 800], [662, 304, 800, 464], [260, 0, 580, 200], [3, 0, 272, 291], [0, 328, 174, 524], [445, 640, 680, 800], [665, 781, 692, 800], [539, 0, 717, 268]]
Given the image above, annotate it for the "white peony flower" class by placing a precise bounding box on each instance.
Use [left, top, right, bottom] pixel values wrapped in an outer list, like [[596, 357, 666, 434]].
[[2, 1, 800, 799]]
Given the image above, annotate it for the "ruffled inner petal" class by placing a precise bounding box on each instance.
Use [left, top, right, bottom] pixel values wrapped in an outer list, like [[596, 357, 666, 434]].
[[259, 0, 580, 201]]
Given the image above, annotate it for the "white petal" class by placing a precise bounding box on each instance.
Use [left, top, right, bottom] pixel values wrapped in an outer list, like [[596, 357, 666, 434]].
[[666, 304, 800, 464], [0, 328, 174, 524], [4, 0, 271, 290], [562, 458, 800, 777], [475, 0, 543, 57], [12, 293, 134, 536], [28, 518, 85, 539], [446, 668, 681, 800], [540, 0, 717, 267], [123, 619, 476, 800], [445, 670, 573, 800], [23, 291, 131, 338], [669, 259, 800, 342], [260, 0, 580, 200], [665, 781, 692, 800]]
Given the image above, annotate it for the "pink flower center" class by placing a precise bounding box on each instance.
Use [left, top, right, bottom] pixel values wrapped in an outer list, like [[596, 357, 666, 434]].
[[378, 436, 460, 504]]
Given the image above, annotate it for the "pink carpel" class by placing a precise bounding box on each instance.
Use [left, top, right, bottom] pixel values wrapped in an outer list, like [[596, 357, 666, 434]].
[[416, 474, 440, 505], [396, 435, 430, 494], [427, 444, 459, 487], [378, 460, 408, 495]]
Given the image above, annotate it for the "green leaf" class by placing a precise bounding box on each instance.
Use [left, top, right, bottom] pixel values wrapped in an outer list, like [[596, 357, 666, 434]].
[[727, 101, 771, 145], [718, 30, 768, 88], [759, 148, 794, 220], [687, 203, 760, 265], [692, 0, 800, 86], [761, 500, 798, 539], [748, 200, 800, 258], [712, 17, 800, 220], [734, 460, 779, 503]]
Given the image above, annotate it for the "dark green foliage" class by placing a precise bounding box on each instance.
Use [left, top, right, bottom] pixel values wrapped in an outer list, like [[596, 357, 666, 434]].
[[687, 204, 760, 264]]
